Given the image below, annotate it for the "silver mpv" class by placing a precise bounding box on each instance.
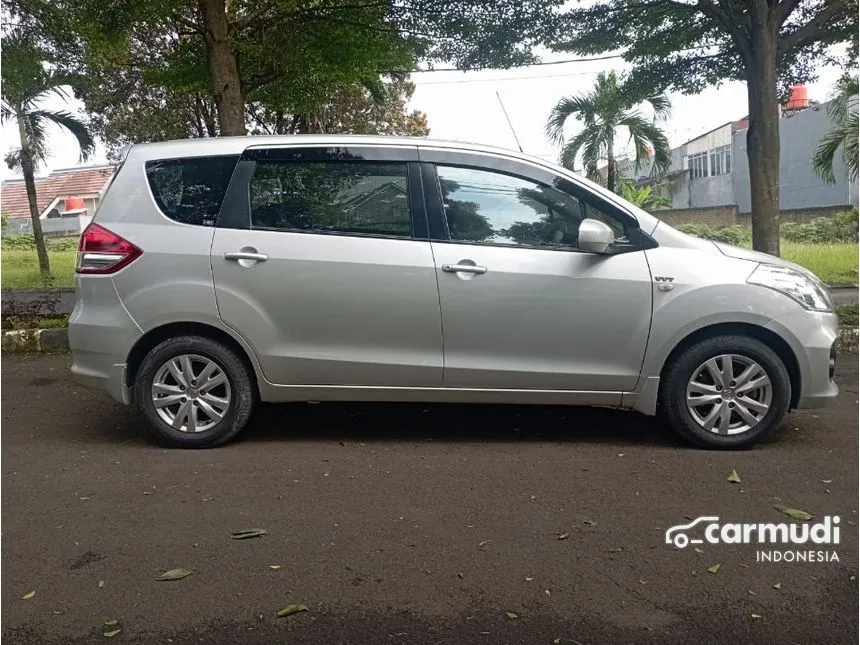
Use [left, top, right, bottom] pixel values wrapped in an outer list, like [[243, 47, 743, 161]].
[[69, 135, 839, 449]]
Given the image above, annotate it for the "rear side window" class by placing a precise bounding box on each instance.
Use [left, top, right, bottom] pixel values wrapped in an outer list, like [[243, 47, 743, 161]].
[[249, 160, 412, 238], [145, 155, 238, 226]]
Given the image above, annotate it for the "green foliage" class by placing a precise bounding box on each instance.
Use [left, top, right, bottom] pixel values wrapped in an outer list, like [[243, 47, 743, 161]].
[[21, 0, 563, 153], [781, 210, 859, 244], [813, 75, 859, 184], [545, 71, 671, 189], [677, 223, 751, 247], [837, 305, 858, 327], [1, 234, 79, 251], [552, 2, 857, 99], [615, 180, 671, 210]]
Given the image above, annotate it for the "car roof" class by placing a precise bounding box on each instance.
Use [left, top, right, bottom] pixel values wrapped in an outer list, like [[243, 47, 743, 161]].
[[129, 134, 551, 166]]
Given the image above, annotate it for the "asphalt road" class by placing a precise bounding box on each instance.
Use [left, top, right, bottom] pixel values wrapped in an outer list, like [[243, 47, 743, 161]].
[[2, 354, 857, 644]]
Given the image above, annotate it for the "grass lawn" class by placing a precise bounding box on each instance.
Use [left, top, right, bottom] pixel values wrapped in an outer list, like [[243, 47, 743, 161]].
[[781, 242, 858, 285], [1, 249, 77, 289], [0, 241, 857, 290]]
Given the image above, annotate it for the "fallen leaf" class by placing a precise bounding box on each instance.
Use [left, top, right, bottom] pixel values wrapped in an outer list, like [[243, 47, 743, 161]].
[[276, 604, 309, 618], [751, 614, 762, 620], [505, 612, 519, 620], [231, 528, 267, 540], [156, 568, 193, 581], [727, 469, 742, 484], [557, 533, 569, 540], [22, 591, 35, 600], [103, 619, 118, 626], [707, 564, 721, 574], [457, 572, 464, 579], [525, 577, 535, 582], [268, 565, 281, 570], [772, 582, 782, 590], [103, 629, 122, 638], [774, 505, 813, 521], [98, 580, 105, 588]]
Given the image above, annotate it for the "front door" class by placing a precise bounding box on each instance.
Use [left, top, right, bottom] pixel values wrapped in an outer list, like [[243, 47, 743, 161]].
[[421, 156, 653, 392], [211, 145, 443, 388]]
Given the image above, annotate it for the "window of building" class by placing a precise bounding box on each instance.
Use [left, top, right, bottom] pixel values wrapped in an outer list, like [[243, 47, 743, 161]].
[[687, 152, 708, 179], [249, 161, 412, 238], [710, 145, 732, 176], [436, 165, 625, 250]]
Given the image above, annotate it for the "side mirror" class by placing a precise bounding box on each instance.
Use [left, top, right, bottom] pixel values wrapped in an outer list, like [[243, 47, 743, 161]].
[[578, 218, 616, 254]]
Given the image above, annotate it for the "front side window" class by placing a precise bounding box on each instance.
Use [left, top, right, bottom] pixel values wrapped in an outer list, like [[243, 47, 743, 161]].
[[145, 156, 238, 226], [436, 165, 625, 250], [249, 161, 412, 238]]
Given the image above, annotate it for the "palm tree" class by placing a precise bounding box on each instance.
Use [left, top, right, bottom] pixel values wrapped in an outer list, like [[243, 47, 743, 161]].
[[546, 71, 672, 192], [1, 35, 95, 279], [813, 75, 858, 184]]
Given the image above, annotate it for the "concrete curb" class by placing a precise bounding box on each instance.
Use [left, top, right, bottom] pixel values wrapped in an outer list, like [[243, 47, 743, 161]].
[[2, 326, 859, 355], [2, 327, 70, 353]]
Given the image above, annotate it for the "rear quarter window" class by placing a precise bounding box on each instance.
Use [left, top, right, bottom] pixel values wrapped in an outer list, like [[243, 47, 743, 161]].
[[145, 155, 238, 226]]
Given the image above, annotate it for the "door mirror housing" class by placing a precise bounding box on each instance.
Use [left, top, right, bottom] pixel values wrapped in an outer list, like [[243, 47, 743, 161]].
[[578, 218, 616, 254]]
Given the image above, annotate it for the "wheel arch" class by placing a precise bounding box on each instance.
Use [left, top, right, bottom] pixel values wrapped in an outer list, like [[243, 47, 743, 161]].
[[125, 322, 261, 401], [658, 322, 801, 409]]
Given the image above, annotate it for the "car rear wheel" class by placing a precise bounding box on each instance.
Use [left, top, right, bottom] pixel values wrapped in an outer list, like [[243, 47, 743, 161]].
[[659, 335, 791, 449], [136, 336, 254, 448]]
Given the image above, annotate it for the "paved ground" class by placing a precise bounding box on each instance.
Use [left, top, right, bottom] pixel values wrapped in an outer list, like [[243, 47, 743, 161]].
[[1, 285, 857, 316], [2, 354, 857, 644]]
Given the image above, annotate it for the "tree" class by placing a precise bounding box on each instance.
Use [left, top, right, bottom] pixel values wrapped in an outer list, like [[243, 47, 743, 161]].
[[813, 74, 859, 184], [1, 34, 94, 278], [552, 0, 858, 256], [615, 179, 673, 210], [24, 0, 564, 138], [545, 71, 672, 192]]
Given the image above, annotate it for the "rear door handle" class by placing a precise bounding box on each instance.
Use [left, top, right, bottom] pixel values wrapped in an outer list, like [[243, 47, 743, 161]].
[[224, 251, 268, 262], [441, 263, 487, 275]]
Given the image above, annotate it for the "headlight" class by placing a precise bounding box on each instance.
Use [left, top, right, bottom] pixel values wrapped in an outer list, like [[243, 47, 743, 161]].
[[747, 264, 834, 312]]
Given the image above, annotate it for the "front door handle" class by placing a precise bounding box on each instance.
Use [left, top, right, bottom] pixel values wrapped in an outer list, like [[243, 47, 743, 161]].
[[442, 263, 487, 275], [224, 251, 268, 262]]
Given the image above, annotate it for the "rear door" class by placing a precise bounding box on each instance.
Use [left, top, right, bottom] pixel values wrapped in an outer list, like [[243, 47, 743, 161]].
[[211, 145, 443, 388], [419, 148, 654, 393]]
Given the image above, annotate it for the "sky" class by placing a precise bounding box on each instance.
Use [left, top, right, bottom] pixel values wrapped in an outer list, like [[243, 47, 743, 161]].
[[0, 49, 846, 181]]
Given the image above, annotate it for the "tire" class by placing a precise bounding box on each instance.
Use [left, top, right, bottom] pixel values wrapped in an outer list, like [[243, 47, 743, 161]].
[[659, 335, 791, 450], [135, 335, 255, 448]]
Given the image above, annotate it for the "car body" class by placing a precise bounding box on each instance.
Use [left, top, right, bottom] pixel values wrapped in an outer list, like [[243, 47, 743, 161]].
[[69, 135, 839, 448]]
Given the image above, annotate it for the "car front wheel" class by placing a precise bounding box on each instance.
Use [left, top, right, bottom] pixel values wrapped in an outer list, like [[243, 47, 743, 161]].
[[659, 335, 791, 449], [135, 336, 254, 448]]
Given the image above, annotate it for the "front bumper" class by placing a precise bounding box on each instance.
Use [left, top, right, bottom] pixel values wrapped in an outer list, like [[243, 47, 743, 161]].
[[765, 308, 839, 410]]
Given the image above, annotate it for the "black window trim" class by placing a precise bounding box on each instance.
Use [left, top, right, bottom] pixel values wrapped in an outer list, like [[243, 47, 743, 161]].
[[216, 145, 429, 241], [418, 149, 651, 253]]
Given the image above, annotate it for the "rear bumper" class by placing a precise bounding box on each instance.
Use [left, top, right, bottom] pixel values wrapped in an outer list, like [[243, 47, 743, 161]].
[[68, 277, 141, 405], [71, 361, 131, 404], [765, 309, 839, 410]]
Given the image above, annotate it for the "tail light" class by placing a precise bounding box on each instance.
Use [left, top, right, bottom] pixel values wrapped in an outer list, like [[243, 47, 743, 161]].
[[76, 223, 143, 274]]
